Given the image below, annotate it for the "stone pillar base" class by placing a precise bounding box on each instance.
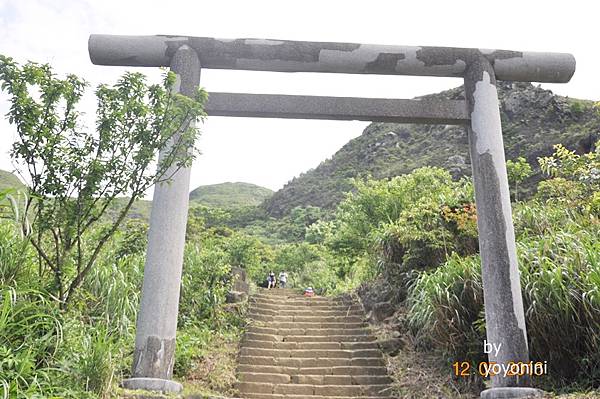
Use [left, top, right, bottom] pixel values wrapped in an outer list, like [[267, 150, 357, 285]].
[[481, 387, 545, 399], [121, 377, 182, 393]]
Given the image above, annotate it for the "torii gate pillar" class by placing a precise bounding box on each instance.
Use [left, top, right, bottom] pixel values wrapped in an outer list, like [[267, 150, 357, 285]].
[[121, 45, 200, 393], [465, 56, 542, 398]]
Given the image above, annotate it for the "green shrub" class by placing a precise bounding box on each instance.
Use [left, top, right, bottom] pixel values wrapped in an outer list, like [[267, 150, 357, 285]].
[[179, 242, 231, 327]]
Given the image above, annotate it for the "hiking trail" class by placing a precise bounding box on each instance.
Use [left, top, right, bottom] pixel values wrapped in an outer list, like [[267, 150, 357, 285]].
[[236, 288, 394, 398]]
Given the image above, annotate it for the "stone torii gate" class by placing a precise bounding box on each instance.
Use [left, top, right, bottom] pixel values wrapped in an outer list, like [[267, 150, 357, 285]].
[[88, 35, 575, 399]]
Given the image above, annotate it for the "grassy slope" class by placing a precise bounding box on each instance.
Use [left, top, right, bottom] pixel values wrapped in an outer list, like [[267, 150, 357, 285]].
[[0, 169, 24, 191], [263, 82, 600, 217], [189, 182, 273, 208]]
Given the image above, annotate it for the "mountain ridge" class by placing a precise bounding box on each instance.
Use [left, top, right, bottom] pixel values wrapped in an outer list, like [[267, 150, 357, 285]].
[[263, 82, 600, 217]]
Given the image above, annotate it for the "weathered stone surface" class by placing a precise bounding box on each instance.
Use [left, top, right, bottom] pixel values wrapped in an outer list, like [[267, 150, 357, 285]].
[[465, 55, 530, 389], [226, 291, 247, 304], [128, 45, 200, 390], [367, 301, 395, 323], [231, 266, 249, 294], [89, 34, 575, 83], [480, 387, 545, 398], [121, 377, 182, 394], [377, 337, 404, 357], [205, 92, 469, 125]]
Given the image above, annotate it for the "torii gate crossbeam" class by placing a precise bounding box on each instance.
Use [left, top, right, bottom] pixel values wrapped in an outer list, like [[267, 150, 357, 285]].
[[88, 34, 575, 399]]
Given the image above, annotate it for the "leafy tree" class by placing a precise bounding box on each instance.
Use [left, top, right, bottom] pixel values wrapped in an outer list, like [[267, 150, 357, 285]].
[[506, 156, 533, 202], [538, 141, 600, 216], [539, 142, 600, 189], [186, 204, 232, 240], [0, 56, 207, 308]]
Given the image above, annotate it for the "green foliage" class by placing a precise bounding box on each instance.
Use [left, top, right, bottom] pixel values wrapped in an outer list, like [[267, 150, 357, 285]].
[[174, 325, 213, 377], [0, 222, 33, 285], [408, 220, 600, 386], [180, 242, 231, 326], [539, 142, 600, 184], [520, 228, 600, 382], [406, 142, 600, 387], [0, 55, 207, 308], [175, 326, 241, 396], [0, 286, 65, 398], [63, 323, 116, 398], [569, 100, 587, 116], [114, 219, 148, 258], [538, 141, 600, 218], [507, 156, 533, 201], [327, 167, 477, 284], [186, 204, 232, 240], [407, 254, 484, 360]]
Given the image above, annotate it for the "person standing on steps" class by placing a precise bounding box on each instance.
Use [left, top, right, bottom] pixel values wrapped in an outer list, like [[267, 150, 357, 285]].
[[267, 271, 276, 289], [278, 270, 288, 288]]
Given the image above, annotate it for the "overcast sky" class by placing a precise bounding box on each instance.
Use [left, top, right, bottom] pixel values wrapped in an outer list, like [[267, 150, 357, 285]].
[[0, 0, 598, 193]]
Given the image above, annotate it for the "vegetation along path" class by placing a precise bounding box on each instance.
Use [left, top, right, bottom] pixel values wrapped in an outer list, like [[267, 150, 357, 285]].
[[236, 288, 394, 398]]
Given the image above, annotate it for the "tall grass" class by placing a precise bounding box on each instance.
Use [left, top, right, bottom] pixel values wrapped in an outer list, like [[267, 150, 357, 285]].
[[520, 228, 600, 383], [0, 286, 64, 398], [407, 254, 484, 360], [82, 251, 144, 337], [407, 224, 600, 386]]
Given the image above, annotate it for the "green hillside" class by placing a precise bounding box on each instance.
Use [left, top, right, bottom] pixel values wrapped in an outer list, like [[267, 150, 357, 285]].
[[0, 169, 272, 220], [0, 169, 24, 191], [263, 82, 600, 217], [189, 182, 273, 208]]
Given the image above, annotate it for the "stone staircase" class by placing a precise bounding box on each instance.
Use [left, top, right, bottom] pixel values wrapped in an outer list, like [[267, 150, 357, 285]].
[[236, 288, 394, 398]]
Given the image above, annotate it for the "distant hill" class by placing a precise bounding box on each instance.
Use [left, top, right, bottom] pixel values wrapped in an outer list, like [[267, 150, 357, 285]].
[[263, 82, 600, 217], [0, 169, 272, 220], [189, 182, 273, 208], [0, 169, 24, 191]]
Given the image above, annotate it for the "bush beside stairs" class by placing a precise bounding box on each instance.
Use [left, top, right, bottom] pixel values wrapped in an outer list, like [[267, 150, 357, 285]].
[[236, 288, 395, 398]]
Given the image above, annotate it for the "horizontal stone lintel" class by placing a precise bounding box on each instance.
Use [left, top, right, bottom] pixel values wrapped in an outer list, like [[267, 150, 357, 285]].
[[88, 34, 576, 83], [204, 93, 469, 125]]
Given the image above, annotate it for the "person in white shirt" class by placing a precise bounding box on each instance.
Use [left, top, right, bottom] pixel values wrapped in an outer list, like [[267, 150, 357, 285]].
[[278, 271, 288, 288]]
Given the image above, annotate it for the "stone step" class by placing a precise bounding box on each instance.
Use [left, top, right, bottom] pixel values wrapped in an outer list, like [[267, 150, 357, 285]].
[[236, 381, 393, 397], [242, 339, 378, 350], [238, 290, 394, 398], [239, 372, 393, 385], [250, 297, 355, 309], [238, 356, 386, 368], [248, 313, 365, 324], [249, 321, 366, 330], [257, 289, 300, 295], [250, 301, 357, 310], [237, 364, 389, 376], [240, 347, 383, 359], [247, 326, 371, 337], [249, 304, 363, 315], [244, 332, 377, 343], [251, 296, 360, 305], [251, 295, 354, 305]]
